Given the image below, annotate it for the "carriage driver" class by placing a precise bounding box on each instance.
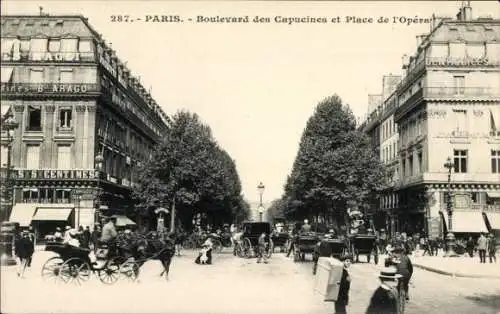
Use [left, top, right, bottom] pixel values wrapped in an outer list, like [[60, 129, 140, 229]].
[[100, 216, 118, 256]]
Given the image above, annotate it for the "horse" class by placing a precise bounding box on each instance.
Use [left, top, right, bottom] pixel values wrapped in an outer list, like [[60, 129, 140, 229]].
[[117, 232, 175, 281]]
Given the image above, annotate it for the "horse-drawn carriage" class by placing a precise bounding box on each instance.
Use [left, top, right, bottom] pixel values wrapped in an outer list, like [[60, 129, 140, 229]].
[[41, 243, 126, 285], [41, 231, 175, 284], [235, 221, 273, 258], [347, 233, 379, 264], [293, 232, 320, 262], [271, 232, 290, 253]]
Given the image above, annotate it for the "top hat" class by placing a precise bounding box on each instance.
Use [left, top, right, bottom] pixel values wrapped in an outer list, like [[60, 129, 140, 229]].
[[379, 266, 403, 280]]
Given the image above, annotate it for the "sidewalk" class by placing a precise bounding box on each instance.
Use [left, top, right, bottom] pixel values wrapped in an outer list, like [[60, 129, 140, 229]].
[[411, 255, 500, 279]]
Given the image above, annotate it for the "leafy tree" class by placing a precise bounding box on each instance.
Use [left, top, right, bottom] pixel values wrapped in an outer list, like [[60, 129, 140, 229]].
[[133, 110, 248, 230], [283, 95, 386, 228]]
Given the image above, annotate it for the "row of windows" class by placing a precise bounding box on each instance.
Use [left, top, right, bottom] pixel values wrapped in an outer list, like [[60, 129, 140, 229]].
[[21, 188, 71, 204], [1, 37, 93, 54], [22, 106, 74, 132], [381, 117, 396, 142], [382, 141, 398, 163], [401, 151, 424, 177]]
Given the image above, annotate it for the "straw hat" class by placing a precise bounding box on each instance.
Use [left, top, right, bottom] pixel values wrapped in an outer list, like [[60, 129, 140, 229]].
[[379, 266, 403, 280]]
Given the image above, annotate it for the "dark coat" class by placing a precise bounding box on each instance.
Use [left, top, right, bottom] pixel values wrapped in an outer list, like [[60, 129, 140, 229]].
[[336, 268, 351, 306], [395, 255, 413, 279], [366, 286, 398, 314], [15, 236, 34, 259]]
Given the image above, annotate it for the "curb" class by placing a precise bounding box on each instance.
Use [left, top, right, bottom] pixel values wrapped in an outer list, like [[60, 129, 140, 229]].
[[413, 263, 500, 279]]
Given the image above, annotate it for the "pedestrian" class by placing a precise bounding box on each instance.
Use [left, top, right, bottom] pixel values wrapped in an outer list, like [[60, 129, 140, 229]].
[[82, 226, 91, 249], [477, 233, 488, 263], [256, 232, 269, 264], [26, 226, 36, 268], [334, 255, 352, 314], [365, 266, 402, 314], [391, 246, 413, 301], [488, 234, 497, 263], [14, 231, 34, 278], [91, 225, 101, 252], [466, 236, 475, 258], [422, 237, 431, 256]]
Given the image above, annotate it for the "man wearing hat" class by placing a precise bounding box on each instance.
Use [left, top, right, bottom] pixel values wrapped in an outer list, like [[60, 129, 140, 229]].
[[390, 246, 413, 301], [366, 266, 402, 314], [334, 254, 352, 314], [100, 216, 118, 256], [488, 233, 497, 263]]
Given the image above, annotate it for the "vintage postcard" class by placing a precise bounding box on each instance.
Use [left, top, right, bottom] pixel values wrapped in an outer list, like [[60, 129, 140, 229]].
[[1, 1, 499, 313]]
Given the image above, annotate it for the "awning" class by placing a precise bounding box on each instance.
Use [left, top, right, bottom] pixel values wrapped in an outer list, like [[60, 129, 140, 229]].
[[1, 67, 13, 83], [484, 212, 500, 230], [114, 215, 136, 227], [1, 104, 11, 118], [441, 211, 488, 233], [9, 204, 38, 227], [32, 207, 73, 221], [486, 191, 500, 198]]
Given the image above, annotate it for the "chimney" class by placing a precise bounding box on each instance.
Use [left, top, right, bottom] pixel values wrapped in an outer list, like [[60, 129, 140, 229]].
[[462, 1, 472, 21], [382, 75, 402, 100]]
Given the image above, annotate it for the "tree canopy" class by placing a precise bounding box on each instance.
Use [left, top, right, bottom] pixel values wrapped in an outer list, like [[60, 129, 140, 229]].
[[133, 110, 250, 230], [282, 95, 386, 226]]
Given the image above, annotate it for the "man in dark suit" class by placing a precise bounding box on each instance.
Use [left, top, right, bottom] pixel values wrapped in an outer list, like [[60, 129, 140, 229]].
[[334, 255, 352, 314], [392, 247, 413, 301], [366, 266, 402, 314]]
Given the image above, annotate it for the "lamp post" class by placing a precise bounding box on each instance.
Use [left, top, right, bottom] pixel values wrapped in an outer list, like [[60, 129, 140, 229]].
[[443, 156, 457, 257], [94, 154, 104, 226], [0, 114, 18, 266], [258, 205, 264, 222], [257, 182, 265, 222], [2, 115, 19, 221]]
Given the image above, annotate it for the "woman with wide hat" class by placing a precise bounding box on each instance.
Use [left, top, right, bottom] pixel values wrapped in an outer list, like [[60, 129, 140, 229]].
[[366, 266, 402, 314]]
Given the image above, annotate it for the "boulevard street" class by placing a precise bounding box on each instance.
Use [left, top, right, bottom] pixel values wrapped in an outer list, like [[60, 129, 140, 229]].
[[2, 249, 499, 314]]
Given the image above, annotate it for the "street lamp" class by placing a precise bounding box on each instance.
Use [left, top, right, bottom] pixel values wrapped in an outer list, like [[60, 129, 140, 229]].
[[2, 115, 19, 221], [258, 205, 264, 222], [443, 156, 457, 257], [0, 114, 18, 266], [257, 182, 265, 221], [94, 154, 104, 226]]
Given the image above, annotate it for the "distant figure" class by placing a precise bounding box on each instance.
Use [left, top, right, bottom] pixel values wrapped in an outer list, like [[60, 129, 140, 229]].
[[301, 219, 311, 233], [63, 226, 72, 243], [391, 247, 413, 301], [66, 229, 81, 247], [195, 238, 213, 265], [477, 233, 488, 263], [488, 234, 497, 263], [366, 267, 401, 314], [466, 236, 475, 258], [53, 227, 63, 242], [14, 231, 34, 278], [256, 232, 269, 264]]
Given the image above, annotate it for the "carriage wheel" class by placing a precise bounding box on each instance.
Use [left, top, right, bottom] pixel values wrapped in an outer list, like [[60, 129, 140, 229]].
[[59, 258, 91, 285], [119, 260, 140, 282], [242, 238, 252, 258], [41, 257, 64, 283], [98, 259, 120, 285], [265, 239, 273, 259]]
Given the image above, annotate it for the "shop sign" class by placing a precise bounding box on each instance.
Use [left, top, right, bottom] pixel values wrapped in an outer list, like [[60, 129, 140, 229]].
[[1, 52, 82, 62], [426, 57, 498, 67], [1, 83, 95, 94]]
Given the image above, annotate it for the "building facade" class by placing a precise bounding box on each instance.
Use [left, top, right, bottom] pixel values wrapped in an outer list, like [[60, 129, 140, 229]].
[[361, 4, 500, 238], [0, 15, 169, 236]]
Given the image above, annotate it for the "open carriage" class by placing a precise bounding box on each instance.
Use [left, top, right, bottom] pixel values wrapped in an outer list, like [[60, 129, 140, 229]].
[[236, 222, 274, 258], [347, 234, 379, 264], [293, 232, 320, 262], [41, 243, 130, 285]]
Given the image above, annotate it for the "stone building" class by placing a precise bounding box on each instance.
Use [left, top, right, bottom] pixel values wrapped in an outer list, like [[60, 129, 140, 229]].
[[360, 3, 500, 238], [0, 15, 169, 236]]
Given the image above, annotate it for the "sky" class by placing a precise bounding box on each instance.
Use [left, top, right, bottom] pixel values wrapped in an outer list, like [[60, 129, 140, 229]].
[[2, 1, 499, 204]]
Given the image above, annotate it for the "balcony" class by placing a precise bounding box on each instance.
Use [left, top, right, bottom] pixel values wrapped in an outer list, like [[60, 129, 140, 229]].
[[1, 83, 100, 98]]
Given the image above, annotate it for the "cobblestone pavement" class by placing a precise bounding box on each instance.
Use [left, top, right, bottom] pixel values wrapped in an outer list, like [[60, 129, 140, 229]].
[[1, 249, 499, 314]]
